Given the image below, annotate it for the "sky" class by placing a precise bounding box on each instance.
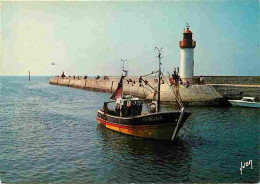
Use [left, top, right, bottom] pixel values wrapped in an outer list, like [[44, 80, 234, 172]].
[[1, 0, 259, 76]]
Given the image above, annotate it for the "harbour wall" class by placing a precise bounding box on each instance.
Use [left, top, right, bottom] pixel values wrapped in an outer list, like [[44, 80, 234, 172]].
[[210, 84, 260, 100], [196, 76, 260, 85], [49, 76, 224, 106], [49, 76, 260, 105]]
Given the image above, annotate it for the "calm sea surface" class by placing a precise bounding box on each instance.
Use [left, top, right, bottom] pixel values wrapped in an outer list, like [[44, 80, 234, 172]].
[[0, 76, 259, 183]]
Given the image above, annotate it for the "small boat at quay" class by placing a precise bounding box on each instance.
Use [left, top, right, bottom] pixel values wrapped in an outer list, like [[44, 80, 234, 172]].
[[228, 97, 260, 108], [96, 48, 191, 140]]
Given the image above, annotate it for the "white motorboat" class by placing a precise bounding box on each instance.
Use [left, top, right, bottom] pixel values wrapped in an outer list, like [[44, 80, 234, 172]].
[[228, 97, 260, 108]]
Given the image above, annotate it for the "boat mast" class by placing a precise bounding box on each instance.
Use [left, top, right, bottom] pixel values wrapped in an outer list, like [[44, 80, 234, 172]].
[[155, 47, 163, 112], [121, 59, 128, 98]]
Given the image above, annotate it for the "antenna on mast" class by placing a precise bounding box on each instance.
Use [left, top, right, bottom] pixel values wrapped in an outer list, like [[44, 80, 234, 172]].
[[154, 47, 163, 55], [121, 59, 128, 77]]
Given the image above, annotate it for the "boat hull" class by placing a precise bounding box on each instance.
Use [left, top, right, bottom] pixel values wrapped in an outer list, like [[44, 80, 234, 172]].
[[97, 110, 191, 140], [228, 100, 260, 108]]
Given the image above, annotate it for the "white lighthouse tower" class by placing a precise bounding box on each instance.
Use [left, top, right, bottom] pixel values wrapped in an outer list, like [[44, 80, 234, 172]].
[[179, 24, 196, 85]]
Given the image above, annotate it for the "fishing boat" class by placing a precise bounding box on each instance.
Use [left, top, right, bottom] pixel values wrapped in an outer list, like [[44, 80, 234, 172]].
[[228, 97, 260, 108], [96, 49, 191, 140]]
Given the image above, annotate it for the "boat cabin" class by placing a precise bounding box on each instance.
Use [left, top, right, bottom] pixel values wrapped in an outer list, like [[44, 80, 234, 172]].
[[241, 97, 257, 103], [103, 95, 143, 117]]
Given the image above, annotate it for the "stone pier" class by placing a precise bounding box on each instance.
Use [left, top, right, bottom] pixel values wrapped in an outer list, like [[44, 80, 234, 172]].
[[49, 76, 228, 106], [49, 76, 259, 106]]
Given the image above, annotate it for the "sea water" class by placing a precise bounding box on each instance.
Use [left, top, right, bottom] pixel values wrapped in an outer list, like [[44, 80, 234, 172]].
[[0, 76, 259, 183]]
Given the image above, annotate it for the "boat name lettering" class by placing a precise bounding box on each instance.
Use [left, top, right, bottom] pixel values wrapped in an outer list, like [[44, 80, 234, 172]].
[[143, 116, 163, 122]]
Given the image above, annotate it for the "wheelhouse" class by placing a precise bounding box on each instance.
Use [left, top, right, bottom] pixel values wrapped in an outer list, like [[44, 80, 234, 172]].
[[103, 95, 143, 117], [241, 97, 256, 103]]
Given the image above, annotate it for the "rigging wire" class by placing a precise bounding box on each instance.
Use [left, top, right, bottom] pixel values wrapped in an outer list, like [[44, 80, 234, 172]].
[[162, 73, 184, 109]]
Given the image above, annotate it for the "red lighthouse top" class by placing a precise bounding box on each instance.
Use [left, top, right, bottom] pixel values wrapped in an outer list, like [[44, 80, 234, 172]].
[[179, 23, 196, 49], [185, 28, 192, 33]]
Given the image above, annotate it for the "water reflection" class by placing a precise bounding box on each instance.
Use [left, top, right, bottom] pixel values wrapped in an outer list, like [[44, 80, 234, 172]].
[[96, 125, 192, 182]]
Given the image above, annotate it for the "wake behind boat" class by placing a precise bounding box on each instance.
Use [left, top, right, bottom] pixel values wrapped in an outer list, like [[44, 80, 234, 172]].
[[96, 49, 191, 140]]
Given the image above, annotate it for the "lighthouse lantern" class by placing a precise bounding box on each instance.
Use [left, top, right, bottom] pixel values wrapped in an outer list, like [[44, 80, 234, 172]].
[[179, 23, 196, 85]]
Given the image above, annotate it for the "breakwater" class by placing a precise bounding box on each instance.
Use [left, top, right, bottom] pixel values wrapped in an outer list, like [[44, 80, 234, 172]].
[[49, 76, 225, 106], [196, 76, 260, 85], [49, 76, 260, 106], [211, 84, 260, 99]]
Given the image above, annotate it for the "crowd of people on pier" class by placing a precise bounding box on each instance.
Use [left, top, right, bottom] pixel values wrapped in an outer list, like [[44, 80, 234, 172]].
[[57, 70, 205, 87]]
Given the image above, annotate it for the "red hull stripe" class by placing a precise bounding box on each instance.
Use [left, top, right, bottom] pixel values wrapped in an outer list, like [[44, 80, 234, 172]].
[[96, 117, 174, 130], [97, 117, 132, 129]]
